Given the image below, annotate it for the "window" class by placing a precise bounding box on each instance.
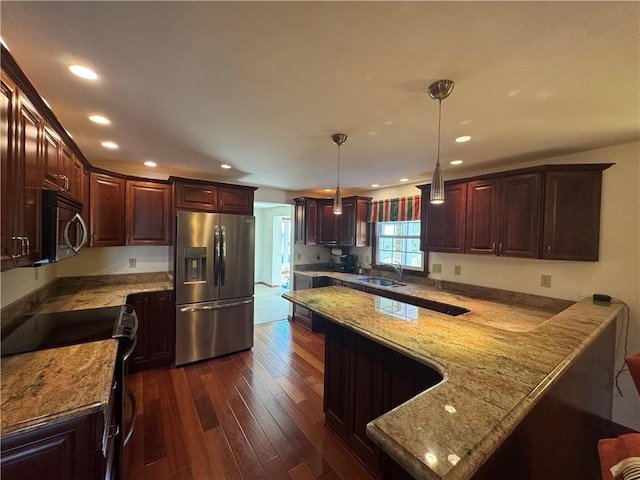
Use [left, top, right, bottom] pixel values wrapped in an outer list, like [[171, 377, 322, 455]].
[[375, 221, 423, 270]]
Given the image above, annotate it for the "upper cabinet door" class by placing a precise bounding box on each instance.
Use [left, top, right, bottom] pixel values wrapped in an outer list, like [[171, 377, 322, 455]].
[[498, 172, 542, 258], [90, 172, 125, 247], [126, 180, 171, 245], [421, 182, 467, 253], [542, 168, 606, 261], [1, 72, 17, 270], [175, 181, 218, 211], [465, 179, 501, 255], [217, 186, 254, 214], [466, 172, 542, 258], [338, 197, 355, 246], [294, 198, 317, 245], [318, 200, 339, 245]]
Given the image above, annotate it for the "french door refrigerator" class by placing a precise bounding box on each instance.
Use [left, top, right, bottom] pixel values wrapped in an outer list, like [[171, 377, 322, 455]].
[[175, 211, 254, 366]]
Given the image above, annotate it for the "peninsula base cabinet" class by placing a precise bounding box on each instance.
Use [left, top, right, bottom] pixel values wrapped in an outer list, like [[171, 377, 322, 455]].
[[127, 290, 174, 373], [323, 318, 442, 479], [290, 274, 332, 331]]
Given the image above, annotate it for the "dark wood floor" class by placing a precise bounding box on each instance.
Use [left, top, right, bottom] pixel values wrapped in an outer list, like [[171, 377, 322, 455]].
[[124, 320, 376, 480]]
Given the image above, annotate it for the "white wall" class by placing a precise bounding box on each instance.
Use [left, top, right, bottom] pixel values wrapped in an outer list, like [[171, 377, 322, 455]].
[[0, 261, 58, 308]]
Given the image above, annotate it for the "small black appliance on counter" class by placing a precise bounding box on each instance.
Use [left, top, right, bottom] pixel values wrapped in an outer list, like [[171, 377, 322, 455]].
[[339, 254, 356, 273]]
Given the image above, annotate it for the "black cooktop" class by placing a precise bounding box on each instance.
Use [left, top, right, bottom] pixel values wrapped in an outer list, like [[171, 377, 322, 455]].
[[1, 305, 132, 357]]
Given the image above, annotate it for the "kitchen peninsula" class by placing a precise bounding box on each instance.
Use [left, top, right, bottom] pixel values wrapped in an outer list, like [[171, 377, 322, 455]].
[[283, 281, 624, 480]]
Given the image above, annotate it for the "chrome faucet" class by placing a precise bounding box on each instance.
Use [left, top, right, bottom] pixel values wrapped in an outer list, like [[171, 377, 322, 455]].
[[382, 261, 403, 282]]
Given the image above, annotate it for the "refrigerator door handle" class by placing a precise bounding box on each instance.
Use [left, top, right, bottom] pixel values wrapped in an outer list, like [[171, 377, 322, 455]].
[[221, 226, 226, 286], [179, 299, 253, 313], [214, 225, 220, 287]]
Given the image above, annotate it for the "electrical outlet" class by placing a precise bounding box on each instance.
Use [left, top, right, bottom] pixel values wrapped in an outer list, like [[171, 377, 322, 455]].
[[540, 274, 552, 288], [366, 255, 370, 262], [34, 268, 39, 280], [454, 265, 462, 276], [128, 258, 136, 268], [296, 253, 301, 261], [432, 263, 442, 273]]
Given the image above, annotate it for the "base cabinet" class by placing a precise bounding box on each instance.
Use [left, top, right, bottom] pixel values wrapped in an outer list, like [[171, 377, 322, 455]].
[[127, 290, 174, 373], [291, 274, 332, 331], [323, 317, 443, 479], [1, 390, 116, 480]]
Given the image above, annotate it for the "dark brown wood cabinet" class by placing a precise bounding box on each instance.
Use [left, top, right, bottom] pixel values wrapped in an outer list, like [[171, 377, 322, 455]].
[[323, 316, 443, 479], [128, 290, 174, 373], [218, 186, 254, 214], [89, 172, 126, 247], [465, 172, 542, 258], [317, 199, 340, 245], [419, 182, 467, 253], [294, 197, 317, 245], [291, 273, 332, 331], [338, 196, 371, 247], [173, 178, 255, 215], [0, 390, 116, 480], [0, 71, 15, 270], [420, 164, 612, 261], [302, 196, 370, 246], [542, 165, 611, 261], [126, 180, 171, 245]]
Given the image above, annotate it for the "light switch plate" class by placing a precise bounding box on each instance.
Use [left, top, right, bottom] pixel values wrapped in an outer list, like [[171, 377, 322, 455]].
[[128, 258, 136, 268], [540, 274, 551, 288], [454, 265, 462, 276]]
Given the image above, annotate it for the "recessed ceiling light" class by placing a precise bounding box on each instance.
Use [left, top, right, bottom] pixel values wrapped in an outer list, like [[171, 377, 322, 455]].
[[101, 141, 118, 149], [400, 178, 409, 183], [221, 164, 231, 169], [144, 161, 157, 167], [450, 160, 463, 165], [368, 131, 379, 136], [371, 184, 379, 188], [324, 188, 332, 192], [455, 135, 471, 143], [89, 115, 111, 125], [68, 64, 98, 80], [385, 120, 393, 125]]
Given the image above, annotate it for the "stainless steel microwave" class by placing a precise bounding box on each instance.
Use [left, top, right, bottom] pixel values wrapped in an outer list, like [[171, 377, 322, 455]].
[[39, 190, 88, 264]]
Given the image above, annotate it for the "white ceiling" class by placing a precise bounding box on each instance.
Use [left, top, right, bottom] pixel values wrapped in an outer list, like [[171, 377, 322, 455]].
[[2, 1, 638, 196]]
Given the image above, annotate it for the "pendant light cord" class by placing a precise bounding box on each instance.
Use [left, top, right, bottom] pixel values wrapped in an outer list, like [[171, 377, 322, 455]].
[[337, 144, 341, 189], [436, 98, 442, 167]]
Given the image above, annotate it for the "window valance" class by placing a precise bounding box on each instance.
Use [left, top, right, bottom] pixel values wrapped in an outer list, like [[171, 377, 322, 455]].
[[367, 196, 421, 223]]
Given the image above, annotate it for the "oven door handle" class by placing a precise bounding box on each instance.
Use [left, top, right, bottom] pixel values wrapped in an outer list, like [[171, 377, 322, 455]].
[[123, 388, 137, 446], [121, 335, 137, 362]]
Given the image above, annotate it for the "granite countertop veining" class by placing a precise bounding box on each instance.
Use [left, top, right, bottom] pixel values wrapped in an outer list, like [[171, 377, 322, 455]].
[[1, 339, 118, 438], [0, 273, 173, 439], [282, 282, 622, 480], [34, 280, 173, 314]]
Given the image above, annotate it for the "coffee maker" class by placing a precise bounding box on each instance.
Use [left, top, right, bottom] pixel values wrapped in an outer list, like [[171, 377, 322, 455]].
[[339, 254, 356, 273]]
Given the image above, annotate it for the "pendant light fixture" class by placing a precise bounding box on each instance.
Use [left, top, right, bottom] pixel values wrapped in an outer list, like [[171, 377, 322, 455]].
[[331, 133, 347, 215], [427, 79, 454, 204]]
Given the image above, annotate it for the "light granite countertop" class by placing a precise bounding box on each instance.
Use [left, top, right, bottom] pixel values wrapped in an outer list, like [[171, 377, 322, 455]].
[[282, 282, 622, 480], [33, 279, 173, 314], [0, 273, 173, 439], [1, 339, 118, 438]]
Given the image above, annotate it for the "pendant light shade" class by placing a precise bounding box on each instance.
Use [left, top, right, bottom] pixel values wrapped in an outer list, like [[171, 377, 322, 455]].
[[427, 79, 454, 205], [331, 133, 347, 215]]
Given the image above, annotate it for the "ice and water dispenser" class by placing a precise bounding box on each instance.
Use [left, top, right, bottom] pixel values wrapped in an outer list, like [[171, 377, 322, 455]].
[[183, 247, 207, 283]]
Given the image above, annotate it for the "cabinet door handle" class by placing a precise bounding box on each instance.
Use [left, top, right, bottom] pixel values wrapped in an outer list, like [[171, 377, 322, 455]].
[[498, 243, 503, 256], [492, 242, 496, 254], [64, 175, 69, 191], [23, 236, 30, 255], [10, 237, 22, 258], [108, 423, 120, 439]]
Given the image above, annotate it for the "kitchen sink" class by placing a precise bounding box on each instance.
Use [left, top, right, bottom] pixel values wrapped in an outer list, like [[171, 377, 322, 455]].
[[356, 277, 404, 287]]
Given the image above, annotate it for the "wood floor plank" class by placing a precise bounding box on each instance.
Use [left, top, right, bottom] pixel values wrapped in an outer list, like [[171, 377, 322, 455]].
[[194, 396, 219, 431], [202, 370, 269, 480], [169, 368, 237, 480], [125, 320, 377, 480], [288, 462, 317, 480], [157, 368, 191, 474], [144, 398, 166, 465]]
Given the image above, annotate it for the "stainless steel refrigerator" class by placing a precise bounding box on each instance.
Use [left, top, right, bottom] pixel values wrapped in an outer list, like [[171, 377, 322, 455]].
[[175, 211, 254, 366]]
